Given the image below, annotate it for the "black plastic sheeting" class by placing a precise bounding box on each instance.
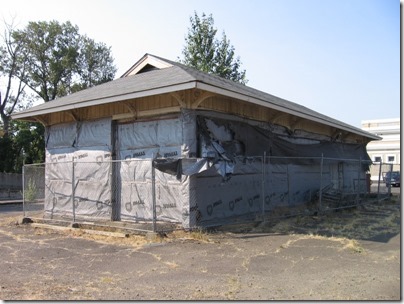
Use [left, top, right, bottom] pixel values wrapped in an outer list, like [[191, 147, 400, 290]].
[[196, 115, 371, 165], [153, 159, 182, 180]]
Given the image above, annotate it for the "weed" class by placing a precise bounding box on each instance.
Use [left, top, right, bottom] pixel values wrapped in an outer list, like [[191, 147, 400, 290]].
[[24, 178, 38, 202]]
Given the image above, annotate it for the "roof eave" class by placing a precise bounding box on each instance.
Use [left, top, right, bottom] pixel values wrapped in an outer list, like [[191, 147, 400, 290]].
[[11, 81, 197, 120], [195, 82, 382, 142]]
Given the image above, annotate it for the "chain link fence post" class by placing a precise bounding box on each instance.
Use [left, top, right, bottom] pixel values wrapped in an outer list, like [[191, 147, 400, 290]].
[[387, 163, 393, 197], [71, 159, 76, 223], [22, 165, 26, 218], [356, 157, 361, 206], [318, 154, 324, 213], [377, 161, 382, 201], [151, 158, 157, 233], [261, 152, 266, 221]]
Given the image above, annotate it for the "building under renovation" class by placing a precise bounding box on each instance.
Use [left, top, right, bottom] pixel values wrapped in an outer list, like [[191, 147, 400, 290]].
[[12, 54, 380, 228]]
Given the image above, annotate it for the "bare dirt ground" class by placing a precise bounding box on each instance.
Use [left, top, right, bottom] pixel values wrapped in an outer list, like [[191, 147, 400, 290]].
[[0, 196, 400, 301]]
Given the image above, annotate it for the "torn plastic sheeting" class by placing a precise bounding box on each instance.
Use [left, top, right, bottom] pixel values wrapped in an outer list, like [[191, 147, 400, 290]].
[[197, 115, 371, 165], [153, 158, 210, 177], [214, 160, 235, 178], [153, 159, 182, 180], [154, 157, 260, 179], [182, 158, 209, 176], [211, 141, 232, 161], [195, 157, 262, 178], [205, 118, 233, 141], [200, 139, 235, 178]]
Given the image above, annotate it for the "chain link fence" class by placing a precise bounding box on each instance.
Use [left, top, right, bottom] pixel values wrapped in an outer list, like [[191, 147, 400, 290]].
[[22, 163, 45, 218], [368, 162, 400, 198], [23, 157, 400, 232]]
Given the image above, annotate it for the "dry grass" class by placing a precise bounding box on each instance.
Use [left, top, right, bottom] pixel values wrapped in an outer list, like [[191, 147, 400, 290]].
[[167, 229, 213, 243], [275, 233, 365, 254], [342, 239, 365, 253], [67, 229, 150, 248], [0, 215, 22, 227]]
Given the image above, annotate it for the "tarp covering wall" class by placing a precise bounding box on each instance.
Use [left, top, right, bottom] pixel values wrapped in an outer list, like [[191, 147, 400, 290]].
[[185, 158, 367, 227], [186, 159, 327, 226], [117, 111, 197, 160], [116, 111, 196, 226], [44, 118, 112, 220], [117, 159, 190, 227]]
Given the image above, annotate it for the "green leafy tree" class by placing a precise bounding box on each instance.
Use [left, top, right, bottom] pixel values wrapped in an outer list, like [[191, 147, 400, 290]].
[[0, 135, 16, 172], [0, 121, 44, 173], [180, 12, 247, 84], [71, 36, 117, 92], [12, 20, 80, 101], [12, 121, 45, 172], [0, 19, 117, 172], [12, 20, 117, 101]]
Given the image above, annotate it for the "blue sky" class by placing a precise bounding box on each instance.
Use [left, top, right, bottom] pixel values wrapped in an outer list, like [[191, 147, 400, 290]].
[[1, 0, 400, 127]]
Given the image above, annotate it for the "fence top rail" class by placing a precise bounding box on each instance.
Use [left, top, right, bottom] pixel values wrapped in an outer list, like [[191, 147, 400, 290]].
[[265, 155, 372, 163], [23, 163, 46, 168], [23, 155, 377, 167]]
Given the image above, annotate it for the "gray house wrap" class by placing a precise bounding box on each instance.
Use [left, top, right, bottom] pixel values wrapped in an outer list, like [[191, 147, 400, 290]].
[[12, 54, 380, 227]]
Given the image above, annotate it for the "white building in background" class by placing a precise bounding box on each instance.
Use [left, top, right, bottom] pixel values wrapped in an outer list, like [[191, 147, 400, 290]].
[[361, 118, 400, 165]]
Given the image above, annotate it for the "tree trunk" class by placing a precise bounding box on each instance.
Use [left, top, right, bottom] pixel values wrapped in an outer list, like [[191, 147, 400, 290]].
[[1, 112, 10, 137]]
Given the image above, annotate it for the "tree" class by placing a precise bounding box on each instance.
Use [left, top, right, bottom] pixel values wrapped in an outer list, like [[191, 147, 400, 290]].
[[0, 20, 28, 137], [12, 20, 117, 101], [180, 12, 247, 84], [0, 120, 44, 173], [12, 20, 80, 102], [71, 36, 117, 93]]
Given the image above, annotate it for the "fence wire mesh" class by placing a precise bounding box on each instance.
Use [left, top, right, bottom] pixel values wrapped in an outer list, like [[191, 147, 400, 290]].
[[23, 163, 45, 218], [22, 157, 400, 232]]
